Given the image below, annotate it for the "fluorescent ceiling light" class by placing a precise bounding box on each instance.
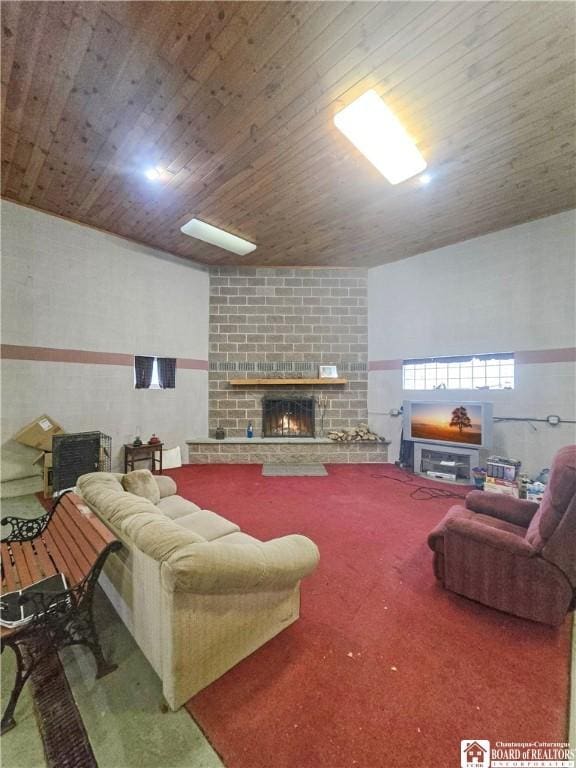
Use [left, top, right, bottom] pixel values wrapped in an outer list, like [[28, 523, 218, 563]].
[[334, 90, 426, 184], [180, 218, 257, 255]]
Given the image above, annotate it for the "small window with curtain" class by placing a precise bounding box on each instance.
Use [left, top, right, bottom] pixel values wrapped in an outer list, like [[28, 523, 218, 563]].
[[402, 353, 514, 391], [134, 356, 176, 389]]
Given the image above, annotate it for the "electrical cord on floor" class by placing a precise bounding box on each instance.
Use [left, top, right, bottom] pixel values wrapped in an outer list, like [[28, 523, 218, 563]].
[[371, 471, 469, 501]]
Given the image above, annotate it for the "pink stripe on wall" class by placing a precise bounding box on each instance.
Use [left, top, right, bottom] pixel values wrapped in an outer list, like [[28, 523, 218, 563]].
[[177, 358, 209, 370], [368, 359, 402, 371], [368, 347, 576, 370], [515, 348, 576, 364], [1, 345, 134, 365], [1, 344, 208, 370]]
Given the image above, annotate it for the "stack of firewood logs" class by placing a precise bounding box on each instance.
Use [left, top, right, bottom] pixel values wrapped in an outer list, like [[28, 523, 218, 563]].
[[327, 423, 380, 442]]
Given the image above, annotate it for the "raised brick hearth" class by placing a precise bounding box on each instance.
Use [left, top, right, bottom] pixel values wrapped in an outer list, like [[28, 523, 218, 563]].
[[187, 438, 389, 464]]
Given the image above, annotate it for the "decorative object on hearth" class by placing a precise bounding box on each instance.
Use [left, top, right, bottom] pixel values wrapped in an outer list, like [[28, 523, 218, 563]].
[[215, 427, 225, 440], [328, 423, 380, 442], [247, 422, 254, 438], [148, 434, 161, 445], [133, 436, 143, 446], [316, 393, 328, 437], [319, 365, 338, 378]]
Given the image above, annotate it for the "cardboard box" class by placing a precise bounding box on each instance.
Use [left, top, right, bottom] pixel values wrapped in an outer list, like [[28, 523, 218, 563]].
[[13, 415, 65, 452], [485, 476, 517, 488], [33, 451, 53, 499], [483, 480, 519, 498]]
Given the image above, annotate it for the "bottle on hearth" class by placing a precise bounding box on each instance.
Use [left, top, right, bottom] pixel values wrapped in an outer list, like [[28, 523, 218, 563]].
[[247, 421, 254, 438]]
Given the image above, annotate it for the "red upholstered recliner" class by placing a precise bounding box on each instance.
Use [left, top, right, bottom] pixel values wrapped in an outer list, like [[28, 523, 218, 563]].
[[428, 445, 576, 626]]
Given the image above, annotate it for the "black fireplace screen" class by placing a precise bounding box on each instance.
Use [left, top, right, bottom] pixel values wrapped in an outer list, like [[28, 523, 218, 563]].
[[262, 396, 315, 438]]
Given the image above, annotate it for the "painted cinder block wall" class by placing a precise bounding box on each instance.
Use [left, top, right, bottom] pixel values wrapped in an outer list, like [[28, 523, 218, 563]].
[[367, 210, 576, 476], [1, 201, 209, 468]]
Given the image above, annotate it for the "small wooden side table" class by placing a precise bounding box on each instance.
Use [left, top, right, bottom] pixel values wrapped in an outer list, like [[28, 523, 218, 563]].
[[124, 443, 163, 474]]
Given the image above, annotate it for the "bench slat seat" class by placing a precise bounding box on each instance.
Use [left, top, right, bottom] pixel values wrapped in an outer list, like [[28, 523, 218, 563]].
[[0, 491, 121, 733]]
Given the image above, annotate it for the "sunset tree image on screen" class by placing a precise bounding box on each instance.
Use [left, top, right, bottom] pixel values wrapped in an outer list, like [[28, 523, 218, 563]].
[[409, 402, 483, 445], [450, 406, 473, 433]]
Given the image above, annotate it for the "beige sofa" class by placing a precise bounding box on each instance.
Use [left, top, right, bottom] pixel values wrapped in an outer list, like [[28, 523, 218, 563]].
[[76, 470, 320, 710]]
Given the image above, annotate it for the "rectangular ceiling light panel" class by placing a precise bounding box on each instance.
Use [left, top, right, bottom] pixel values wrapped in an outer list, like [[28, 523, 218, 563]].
[[334, 90, 426, 185], [180, 218, 257, 255]]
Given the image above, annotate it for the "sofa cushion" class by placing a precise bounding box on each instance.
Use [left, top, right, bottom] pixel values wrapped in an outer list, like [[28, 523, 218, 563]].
[[102, 493, 157, 528], [157, 495, 202, 520], [123, 511, 206, 555], [526, 445, 576, 550], [77, 472, 124, 496], [175, 510, 240, 541], [122, 470, 160, 504], [155, 475, 178, 499]]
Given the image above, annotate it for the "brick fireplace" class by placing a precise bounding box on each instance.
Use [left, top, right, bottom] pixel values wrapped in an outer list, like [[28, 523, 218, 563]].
[[188, 266, 388, 463], [208, 267, 369, 438]]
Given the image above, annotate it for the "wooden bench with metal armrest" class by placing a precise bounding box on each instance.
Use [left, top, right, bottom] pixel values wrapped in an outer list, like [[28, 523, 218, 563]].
[[0, 491, 121, 734]]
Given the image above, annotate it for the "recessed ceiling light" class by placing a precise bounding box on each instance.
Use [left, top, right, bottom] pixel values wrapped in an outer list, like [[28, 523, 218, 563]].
[[144, 166, 175, 182], [334, 90, 426, 185], [180, 218, 257, 256], [145, 168, 161, 181], [419, 173, 432, 185]]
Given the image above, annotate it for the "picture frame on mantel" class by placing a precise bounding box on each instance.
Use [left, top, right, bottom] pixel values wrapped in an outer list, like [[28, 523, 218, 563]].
[[319, 365, 339, 379]]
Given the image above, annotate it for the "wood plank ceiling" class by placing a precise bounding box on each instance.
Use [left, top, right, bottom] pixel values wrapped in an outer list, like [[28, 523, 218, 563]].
[[1, 1, 575, 267]]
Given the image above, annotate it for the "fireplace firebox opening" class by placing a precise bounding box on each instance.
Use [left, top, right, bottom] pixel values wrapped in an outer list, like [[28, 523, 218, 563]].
[[262, 396, 315, 438]]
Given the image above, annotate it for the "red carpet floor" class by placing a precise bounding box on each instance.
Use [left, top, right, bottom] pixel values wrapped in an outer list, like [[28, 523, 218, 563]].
[[172, 465, 570, 768]]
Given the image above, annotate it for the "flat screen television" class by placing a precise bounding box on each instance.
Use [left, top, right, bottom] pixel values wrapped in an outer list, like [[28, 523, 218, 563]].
[[402, 400, 493, 449]]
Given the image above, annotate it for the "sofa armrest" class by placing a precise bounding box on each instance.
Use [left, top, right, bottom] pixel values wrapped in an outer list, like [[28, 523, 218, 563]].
[[465, 490, 539, 528], [445, 516, 534, 557], [162, 534, 320, 593]]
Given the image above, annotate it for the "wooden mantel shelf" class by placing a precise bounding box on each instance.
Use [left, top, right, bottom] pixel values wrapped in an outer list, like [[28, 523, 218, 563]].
[[228, 378, 348, 386]]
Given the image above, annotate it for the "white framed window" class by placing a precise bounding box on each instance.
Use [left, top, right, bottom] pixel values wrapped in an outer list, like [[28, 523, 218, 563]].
[[402, 353, 514, 391]]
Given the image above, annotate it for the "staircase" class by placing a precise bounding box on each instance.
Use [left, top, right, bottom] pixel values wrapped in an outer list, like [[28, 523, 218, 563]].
[[1, 441, 43, 499]]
